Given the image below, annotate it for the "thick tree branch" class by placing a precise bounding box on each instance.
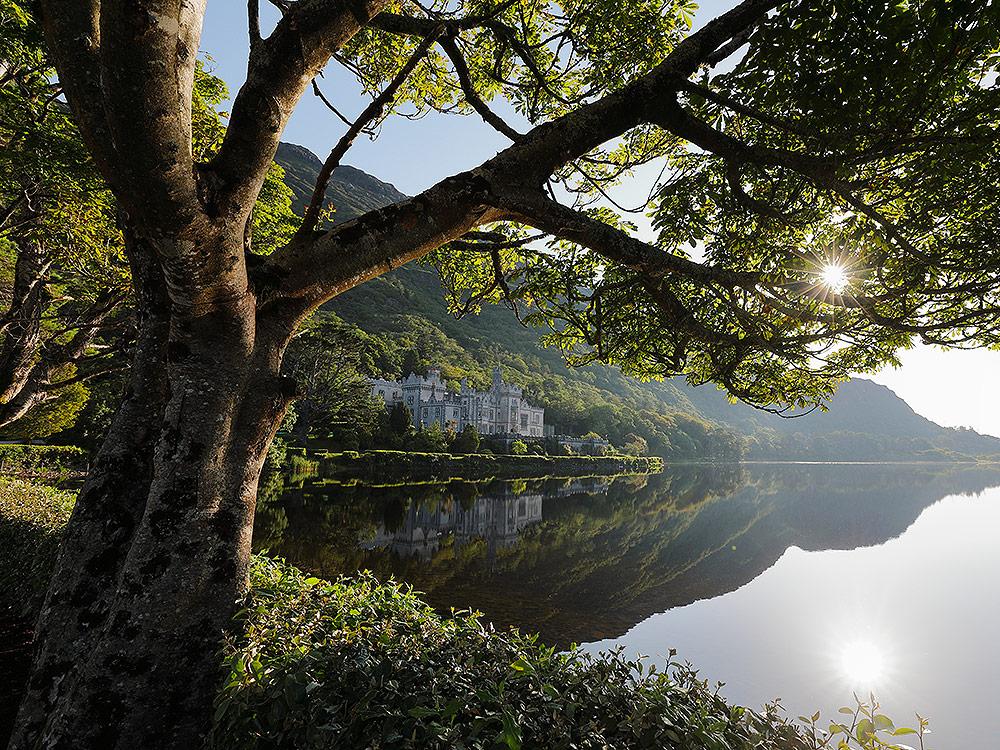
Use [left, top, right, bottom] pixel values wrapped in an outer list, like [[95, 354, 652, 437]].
[[93, 0, 206, 231], [36, 0, 119, 182], [262, 167, 508, 322], [704, 28, 752, 66], [499, 192, 759, 290], [266, 0, 786, 313], [472, 0, 788, 188], [210, 0, 390, 219], [248, 0, 262, 46], [652, 98, 837, 180]]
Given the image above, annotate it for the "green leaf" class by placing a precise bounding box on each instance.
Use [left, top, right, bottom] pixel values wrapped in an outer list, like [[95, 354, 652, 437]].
[[874, 714, 894, 731], [408, 706, 439, 719], [501, 712, 522, 750]]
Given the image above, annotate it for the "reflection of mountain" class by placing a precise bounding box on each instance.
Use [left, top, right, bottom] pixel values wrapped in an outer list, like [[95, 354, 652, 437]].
[[252, 464, 1000, 647]]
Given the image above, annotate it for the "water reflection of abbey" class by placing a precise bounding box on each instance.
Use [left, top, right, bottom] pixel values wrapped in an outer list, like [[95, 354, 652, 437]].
[[364, 478, 611, 560], [258, 463, 1000, 648]]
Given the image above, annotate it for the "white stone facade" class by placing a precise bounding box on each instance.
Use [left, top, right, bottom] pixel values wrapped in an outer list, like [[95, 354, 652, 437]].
[[371, 366, 545, 437]]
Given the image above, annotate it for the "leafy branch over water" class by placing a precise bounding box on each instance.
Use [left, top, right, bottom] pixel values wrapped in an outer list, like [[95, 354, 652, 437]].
[[800, 695, 931, 750]]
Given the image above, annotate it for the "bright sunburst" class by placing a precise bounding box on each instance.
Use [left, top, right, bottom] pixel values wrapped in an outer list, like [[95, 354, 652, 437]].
[[839, 640, 886, 687], [819, 263, 850, 295]]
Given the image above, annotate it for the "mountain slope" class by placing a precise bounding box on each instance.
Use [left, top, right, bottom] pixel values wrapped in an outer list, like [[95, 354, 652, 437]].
[[275, 142, 407, 223], [274, 143, 1000, 460]]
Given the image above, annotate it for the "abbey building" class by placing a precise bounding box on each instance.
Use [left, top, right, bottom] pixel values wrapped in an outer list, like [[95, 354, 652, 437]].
[[371, 367, 546, 437]]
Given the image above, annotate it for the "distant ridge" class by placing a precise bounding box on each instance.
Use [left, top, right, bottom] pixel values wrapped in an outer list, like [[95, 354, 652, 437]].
[[274, 142, 406, 224], [273, 143, 1000, 461]]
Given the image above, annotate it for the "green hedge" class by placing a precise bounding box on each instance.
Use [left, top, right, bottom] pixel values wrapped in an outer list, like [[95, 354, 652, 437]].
[[0, 479, 75, 615], [316, 450, 663, 481], [211, 558, 807, 750], [0, 444, 88, 477]]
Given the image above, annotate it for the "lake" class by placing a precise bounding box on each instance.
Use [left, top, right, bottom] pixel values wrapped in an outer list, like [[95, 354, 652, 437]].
[[253, 463, 1000, 747]]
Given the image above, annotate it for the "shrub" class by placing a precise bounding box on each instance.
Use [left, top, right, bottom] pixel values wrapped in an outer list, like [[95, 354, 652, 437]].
[[0, 444, 87, 478], [450, 424, 480, 454], [287, 453, 319, 480], [263, 436, 289, 473], [0, 479, 76, 614], [510, 440, 528, 456], [212, 560, 815, 750], [407, 424, 449, 453]]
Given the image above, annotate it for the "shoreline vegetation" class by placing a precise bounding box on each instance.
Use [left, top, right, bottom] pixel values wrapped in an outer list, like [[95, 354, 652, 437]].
[[309, 449, 663, 480], [0, 442, 992, 489], [1, 479, 925, 750]]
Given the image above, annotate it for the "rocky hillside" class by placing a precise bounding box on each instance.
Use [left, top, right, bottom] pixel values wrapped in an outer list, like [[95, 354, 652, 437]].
[[275, 142, 406, 224]]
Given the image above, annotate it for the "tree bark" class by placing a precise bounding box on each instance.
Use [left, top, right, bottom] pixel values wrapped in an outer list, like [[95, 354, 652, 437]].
[[9, 234, 169, 748], [9, 232, 293, 750], [0, 235, 47, 419]]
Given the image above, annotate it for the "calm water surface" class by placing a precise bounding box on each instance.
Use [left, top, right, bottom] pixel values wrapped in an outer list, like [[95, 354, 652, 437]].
[[253, 463, 1000, 747]]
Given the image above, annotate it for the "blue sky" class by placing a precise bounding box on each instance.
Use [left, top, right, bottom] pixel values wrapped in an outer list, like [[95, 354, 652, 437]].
[[200, 2, 1000, 437]]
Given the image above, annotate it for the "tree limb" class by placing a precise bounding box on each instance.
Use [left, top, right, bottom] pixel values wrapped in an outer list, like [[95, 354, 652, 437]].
[[36, 0, 119, 181], [498, 191, 759, 290], [439, 35, 523, 141], [210, 0, 390, 219], [299, 25, 444, 234]]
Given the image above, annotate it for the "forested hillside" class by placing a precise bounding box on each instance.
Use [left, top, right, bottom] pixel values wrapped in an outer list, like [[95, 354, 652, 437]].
[[275, 144, 1000, 461]]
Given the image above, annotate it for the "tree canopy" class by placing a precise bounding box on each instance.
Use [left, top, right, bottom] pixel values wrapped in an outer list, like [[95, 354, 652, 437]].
[[21, 0, 1000, 417], [164, 0, 1000, 415], [0, 0, 126, 430], [415, 0, 1000, 411]]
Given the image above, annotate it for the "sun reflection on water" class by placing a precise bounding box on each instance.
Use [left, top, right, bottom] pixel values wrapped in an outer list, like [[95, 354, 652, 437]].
[[838, 640, 888, 688]]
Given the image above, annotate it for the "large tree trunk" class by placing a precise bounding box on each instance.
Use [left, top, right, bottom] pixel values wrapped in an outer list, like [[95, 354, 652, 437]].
[[9, 232, 293, 750]]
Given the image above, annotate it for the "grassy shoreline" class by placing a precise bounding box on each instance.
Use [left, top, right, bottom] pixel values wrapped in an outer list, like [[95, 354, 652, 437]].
[[1, 474, 923, 750]]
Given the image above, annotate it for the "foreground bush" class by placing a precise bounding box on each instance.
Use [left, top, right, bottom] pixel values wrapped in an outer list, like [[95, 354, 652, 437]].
[[0, 479, 75, 614], [212, 558, 809, 750]]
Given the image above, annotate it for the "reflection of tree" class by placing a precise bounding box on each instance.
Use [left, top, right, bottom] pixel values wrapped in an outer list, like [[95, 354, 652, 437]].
[[253, 463, 1000, 649]]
